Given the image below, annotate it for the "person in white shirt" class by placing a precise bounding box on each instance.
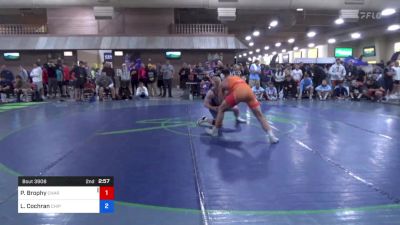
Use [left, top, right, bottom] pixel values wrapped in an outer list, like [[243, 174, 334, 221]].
[[30, 62, 44, 100], [329, 58, 346, 88], [274, 64, 285, 94], [249, 60, 261, 87], [291, 64, 303, 83], [136, 82, 149, 98], [252, 82, 265, 100]]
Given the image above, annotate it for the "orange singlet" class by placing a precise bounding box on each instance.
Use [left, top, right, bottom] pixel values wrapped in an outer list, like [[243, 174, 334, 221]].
[[224, 76, 260, 109]]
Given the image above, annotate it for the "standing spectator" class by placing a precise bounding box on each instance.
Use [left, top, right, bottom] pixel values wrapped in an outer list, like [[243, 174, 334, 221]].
[[55, 64, 64, 98], [41, 64, 48, 97], [249, 60, 261, 87], [63, 63, 71, 97], [265, 81, 278, 101], [130, 63, 139, 95], [121, 63, 132, 97], [312, 64, 326, 88], [102, 62, 116, 84], [71, 61, 88, 101], [283, 75, 297, 99], [138, 63, 148, 86], [179, 63, 190, 90], [383, 61, 395, 99], [30, 62, 43, 101], [0, 65, 14, 82], [161, 60, 174, 98], [46, 62, 58, 98], [252, 82, 265, 101], [146, 64, 158, 97], [393, 61, 400, 97], [156, 63, 164, 96], [115, 67, 122, 99], [346, 60, 357, 81], [18, 65, 29, 82], [274, 64, 285, 95], [315, 79, 332, 101], [260, 64, 272, 88], [232, 64, 242, 76], [298, 72, 314, 100], [329, 58, 346, 88], [291, 64, 303, 83]]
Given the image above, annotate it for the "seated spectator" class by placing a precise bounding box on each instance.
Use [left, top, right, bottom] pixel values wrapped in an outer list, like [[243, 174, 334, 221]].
[[298, 72, 314, 100], [265, 81, 278, 101], [136, 82, 149, 98], [333, 82, 348, 100], [365, 78, 385, 102], [200, 75, 211, 99], [252, 82, 265, 101], [83, 80, 96, 101], [0, 74, 13, 103], [14, 75, 31, 102], [315, 79, 332, 101], [96, 72, 116, 101], [349, 80, 363, 101], [283, 75, 297, 99]]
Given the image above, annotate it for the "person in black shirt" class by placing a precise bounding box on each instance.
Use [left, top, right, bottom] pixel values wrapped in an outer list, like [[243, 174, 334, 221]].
[[355, 66, 366, 83], [283, 75, 297, 99], [0, 65, 14, 82], [0, 74, 13, 102], [312, 64, 327, 88], [70, 61, 88, 101], [146, 64, 158, 97], [178, 63, 190, 90], [349, 80, 363, 101], [383, 61, 395, 97], [365, 78, 385, 102]]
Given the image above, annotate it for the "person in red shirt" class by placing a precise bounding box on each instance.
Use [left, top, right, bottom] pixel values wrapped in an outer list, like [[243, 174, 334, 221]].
[[138, 63, 147, 87], [62, 63, 71, 97]]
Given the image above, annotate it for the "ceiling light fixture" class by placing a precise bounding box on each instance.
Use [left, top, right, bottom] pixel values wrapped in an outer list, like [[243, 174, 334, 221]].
[[264, 45, 270, 50], [253, 30, 260, 36], [282, 49, 287, 53], [275, 42, 281, 47], [243, 53, 247, 56], [245, 35, 252, 41], [249, 42, 254, 46], [382, 8, 396, 16], [249, 51, 253, 55], [351, 32, 361, 39], [293, 46, 299, 51], [288, 38, 295, 43], [256, 48, 261, 53], [296, 8, 304, 12], [272, 51, 277, 55], [388, 24, 400, 31], [334, 18, 344, 25], [307, 31, 316, 38], [269, 20, 278, 27], [327, 38, 336, 44], [308, 43, 315, 48]]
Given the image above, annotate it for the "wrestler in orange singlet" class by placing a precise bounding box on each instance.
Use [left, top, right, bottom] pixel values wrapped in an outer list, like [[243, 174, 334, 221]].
[[205, 70, 279, 144]]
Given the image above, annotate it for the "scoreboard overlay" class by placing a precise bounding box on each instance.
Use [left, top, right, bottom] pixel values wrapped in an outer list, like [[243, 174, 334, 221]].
[[18, 176, 114, 214]]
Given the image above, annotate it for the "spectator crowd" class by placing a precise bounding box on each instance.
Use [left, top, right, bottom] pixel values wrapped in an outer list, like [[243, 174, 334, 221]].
[[1, 57, 400, 104]]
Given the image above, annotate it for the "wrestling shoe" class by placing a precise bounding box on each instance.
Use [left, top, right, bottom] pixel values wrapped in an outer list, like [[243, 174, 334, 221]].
[[197, 117, 213, 128], [236, 117, 247, 123], [205, 127, 219, 137]]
